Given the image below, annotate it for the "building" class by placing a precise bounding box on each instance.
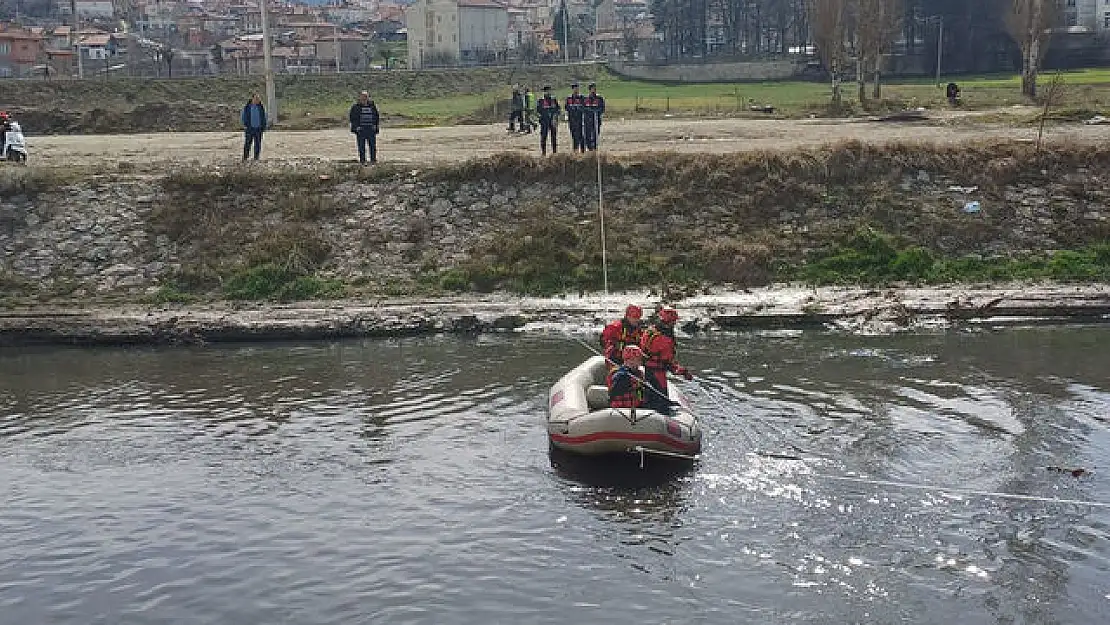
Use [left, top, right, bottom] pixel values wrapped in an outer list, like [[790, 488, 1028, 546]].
[[458, 0, 509, 61], [1064, 0, 1110, 32], [315, 32, 378, 70], [406, 0, 508, 68], [594, 0, 648, 32], [56, 0, 115, 18], [0, 27, 45, 77]]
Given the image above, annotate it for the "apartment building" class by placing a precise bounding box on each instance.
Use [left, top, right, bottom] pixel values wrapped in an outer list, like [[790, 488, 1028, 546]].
[[406, 0, 508, 68]]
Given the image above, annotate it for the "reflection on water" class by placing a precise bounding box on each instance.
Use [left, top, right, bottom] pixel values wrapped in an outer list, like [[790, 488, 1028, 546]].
[[1, 326, 1109, 624]]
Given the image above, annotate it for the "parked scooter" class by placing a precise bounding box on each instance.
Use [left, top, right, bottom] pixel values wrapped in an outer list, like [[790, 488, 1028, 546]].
[[2, 120, 27, 163]]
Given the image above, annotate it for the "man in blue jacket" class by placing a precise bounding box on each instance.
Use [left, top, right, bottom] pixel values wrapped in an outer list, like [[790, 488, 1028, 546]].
[[241, 93, 266, 161]]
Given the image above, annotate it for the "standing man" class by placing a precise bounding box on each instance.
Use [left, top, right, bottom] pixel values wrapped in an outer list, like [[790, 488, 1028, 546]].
[[523, 87, 536, 133], [508, 86, 524, 132], [536, 85, 561, 156], [582, 82, 606, 151], [348, 90, 380, 165], [565, 82, 586, 153], [241, 93, 266, 161]]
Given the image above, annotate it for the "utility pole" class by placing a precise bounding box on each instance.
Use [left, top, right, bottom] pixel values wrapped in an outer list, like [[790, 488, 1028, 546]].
[[935, 17, 943, 88], [561, 0, 569, 64], [70, 0, 84, 78], [334, 23, 340, 73], [259, 0, 277, 125]]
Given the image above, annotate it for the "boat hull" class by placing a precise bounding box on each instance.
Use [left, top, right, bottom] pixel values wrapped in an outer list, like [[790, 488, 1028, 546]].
[[547, 356, 702, 457]]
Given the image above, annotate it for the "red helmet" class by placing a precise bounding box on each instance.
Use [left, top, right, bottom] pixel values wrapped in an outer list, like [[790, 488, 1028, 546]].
[[624, 304, 642, 320], [621, 345, 644, 362], [658, 306, 679, 324], [0, 112, 9, 120]]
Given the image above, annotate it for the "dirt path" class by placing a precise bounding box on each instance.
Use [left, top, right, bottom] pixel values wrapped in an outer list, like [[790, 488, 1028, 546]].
[[28, 115, 1110, 168]]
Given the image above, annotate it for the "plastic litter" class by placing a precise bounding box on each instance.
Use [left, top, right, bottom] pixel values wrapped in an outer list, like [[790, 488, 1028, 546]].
[[963, 201, 981, 214]]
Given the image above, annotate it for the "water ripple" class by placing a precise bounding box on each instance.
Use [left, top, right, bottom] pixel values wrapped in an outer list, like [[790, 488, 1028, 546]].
[[0, 330, 1108, 624]]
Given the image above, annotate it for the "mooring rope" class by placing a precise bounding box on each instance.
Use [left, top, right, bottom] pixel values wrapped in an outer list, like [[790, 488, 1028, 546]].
[[812, 473, 1110, 510]]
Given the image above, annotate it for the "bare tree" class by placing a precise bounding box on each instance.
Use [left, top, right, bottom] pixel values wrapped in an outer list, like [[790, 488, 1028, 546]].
[[852, 0, 902, 102], [873, 0, 901, 99], [809, 0, 849, 108], [1035, 70, 1064, 156], [1005, 0, 1059, 99], [621, 18, 639, 58]]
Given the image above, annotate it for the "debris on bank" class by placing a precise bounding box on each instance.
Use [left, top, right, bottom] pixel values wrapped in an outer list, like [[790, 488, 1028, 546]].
[[1, 284, 1108, 346]]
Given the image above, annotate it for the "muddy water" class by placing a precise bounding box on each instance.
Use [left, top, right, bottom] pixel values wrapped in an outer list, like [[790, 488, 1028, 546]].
[[1, 327, 1108, 624]]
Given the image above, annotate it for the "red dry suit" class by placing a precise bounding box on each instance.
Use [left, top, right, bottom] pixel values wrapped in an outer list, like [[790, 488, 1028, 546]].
[[600, 319, 643, 365], [640, 324, 691, 397]]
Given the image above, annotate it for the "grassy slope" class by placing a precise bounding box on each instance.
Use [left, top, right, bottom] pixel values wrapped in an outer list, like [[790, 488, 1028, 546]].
[[4, 66, 1109, 132]]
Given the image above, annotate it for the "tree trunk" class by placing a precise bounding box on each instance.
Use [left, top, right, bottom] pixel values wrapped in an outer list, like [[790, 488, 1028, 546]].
[[831, 72, 842, 108], [1023, 38, 1040, 98], [856, 56, 866, 106], [873, 68, 882, 100]]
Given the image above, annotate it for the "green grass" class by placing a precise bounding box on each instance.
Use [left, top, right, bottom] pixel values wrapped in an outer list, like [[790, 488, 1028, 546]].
[[795, 228, 1110, 286], [223, 263, 346, 301], [283, 67, 1110, 126]]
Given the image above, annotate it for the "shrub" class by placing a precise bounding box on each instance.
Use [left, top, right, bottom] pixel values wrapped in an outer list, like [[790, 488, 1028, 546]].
[[223, 263, 344, 301]]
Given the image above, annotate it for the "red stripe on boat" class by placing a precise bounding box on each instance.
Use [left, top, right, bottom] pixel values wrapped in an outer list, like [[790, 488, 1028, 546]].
[[550, 431, 700, 453]]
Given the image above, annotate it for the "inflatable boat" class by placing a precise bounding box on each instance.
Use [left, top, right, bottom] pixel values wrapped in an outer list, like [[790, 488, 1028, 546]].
[[547, 355, 703, 459]]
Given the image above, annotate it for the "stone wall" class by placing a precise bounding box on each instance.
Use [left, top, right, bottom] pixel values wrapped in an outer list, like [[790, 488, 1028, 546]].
[[1, 157, 1109, 300]]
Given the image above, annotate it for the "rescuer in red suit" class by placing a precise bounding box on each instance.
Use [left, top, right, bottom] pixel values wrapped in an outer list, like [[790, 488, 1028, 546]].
[[600, 304, 644, 366], [640, 306, 692, 414]]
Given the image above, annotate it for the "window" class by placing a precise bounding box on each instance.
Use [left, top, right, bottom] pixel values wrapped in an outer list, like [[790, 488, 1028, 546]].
[[0, 42, 10, 55]]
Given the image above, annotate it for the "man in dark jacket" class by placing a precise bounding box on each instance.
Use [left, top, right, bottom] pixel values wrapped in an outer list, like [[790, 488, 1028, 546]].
[[348, 90, 380, 165], [565, 82, 586, 153], [536, 85, 561, 156], [241, 93, 266, 161], [582, 83, 606, 151], [508, 87, 524, 132]]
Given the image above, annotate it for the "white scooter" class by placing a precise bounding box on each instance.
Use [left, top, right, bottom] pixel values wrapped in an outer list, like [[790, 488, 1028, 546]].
[[2, 121, 27, 164]]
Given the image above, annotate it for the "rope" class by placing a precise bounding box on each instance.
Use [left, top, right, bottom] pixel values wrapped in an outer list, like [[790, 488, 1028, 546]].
[[629, 445, 700, 465], [596, 115, 609, 300], [813, 473, 1110, 510]]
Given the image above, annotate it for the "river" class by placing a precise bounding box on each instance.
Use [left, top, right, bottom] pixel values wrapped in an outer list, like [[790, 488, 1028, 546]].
[[1, 326, 1109, 624]]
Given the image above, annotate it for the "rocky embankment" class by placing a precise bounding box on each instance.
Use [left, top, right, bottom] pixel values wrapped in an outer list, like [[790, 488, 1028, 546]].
[[1, 141, 1109, 343]]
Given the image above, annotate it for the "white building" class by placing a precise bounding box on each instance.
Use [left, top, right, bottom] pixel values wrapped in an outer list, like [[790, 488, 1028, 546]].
[[56, 0, 115, 18], [458, 0, 508, 61], [1064, 0, 1110, 32], [406, 0, 508, 68]]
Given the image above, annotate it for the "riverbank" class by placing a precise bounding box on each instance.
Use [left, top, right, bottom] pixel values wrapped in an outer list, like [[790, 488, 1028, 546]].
[[2, 284, 1109, 346], [4, 140, 1110, 306]]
